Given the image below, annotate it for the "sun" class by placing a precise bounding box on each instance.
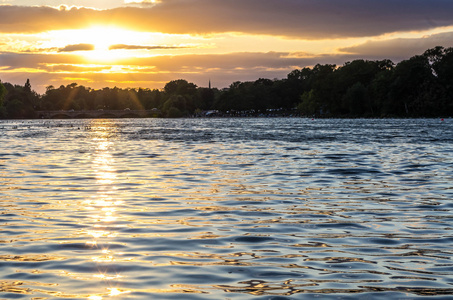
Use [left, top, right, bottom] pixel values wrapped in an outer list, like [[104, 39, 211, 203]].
[[48, 26, 151, 61], [79, 26, 145, 61]]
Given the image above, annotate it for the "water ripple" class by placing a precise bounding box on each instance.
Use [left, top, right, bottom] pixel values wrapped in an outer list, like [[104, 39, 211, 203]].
[[1, 118, 452, 299]]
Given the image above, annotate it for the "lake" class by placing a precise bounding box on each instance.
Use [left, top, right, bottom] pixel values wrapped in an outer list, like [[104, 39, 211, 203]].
[[1, 118, 452, 299]]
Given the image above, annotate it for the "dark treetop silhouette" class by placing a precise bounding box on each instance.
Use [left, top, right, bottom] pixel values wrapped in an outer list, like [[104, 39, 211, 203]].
[[1, 46, 452, 119]]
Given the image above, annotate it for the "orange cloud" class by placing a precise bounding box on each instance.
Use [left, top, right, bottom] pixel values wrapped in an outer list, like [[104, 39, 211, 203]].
[[1, 1, 453, 38]]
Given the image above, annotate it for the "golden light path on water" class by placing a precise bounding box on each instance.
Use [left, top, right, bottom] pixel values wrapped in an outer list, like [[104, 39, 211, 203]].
[[84, 120, 130, 299]]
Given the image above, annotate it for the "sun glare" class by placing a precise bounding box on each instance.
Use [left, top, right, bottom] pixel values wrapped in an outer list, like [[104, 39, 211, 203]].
[[48, 26, 151, 61], [80, 27, 142, 61]]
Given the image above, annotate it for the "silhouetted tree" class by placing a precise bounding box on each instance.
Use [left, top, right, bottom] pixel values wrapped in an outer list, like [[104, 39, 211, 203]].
[[423, 46, 453, 115], [0, 81, 6, 118], [342, 82, 369, 116], [1, 46, 452, 119], [333, 59, 392, 115], [1, 80, 37, 118], [24, 79, 31, 94], [164, 79, 197, 96], [196, 87, 215, 110], [138, 88, 163, 110], [389, 55, 435, 116]]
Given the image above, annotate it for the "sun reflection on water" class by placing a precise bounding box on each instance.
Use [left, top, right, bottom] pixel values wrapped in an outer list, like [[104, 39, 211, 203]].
[[83, 120, 130, 299]]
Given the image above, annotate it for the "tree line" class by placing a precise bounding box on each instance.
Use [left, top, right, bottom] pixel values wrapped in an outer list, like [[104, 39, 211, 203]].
[[1, 46, 452, 119]]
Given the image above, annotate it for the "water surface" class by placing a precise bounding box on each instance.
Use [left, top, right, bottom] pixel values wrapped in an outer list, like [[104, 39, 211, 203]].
[[1, 118, 452, 299]]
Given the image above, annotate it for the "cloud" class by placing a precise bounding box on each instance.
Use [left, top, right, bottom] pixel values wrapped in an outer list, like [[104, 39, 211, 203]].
[[338, 31, 453, 60], [2, 0, 125, 10], [0, 51, 70, 69], [108, 44, 187, 50], [0, 5, 96, 33], [1, 1, 453, 38], [1, 50, 317, 71], [1, 36, 451, 95], [0, 50, 358, 93], [58, 43, 95, 52], [123, 0, 159, 5]]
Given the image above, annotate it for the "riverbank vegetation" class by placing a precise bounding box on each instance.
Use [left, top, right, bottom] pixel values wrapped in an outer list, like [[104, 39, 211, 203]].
[[1, 46, 452, 119]]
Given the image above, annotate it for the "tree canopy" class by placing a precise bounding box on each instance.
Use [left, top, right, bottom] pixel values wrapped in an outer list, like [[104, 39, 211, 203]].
[[1, 46, 452, 119]]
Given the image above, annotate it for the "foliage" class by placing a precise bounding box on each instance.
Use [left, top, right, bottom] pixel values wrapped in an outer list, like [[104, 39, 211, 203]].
[[1, 79, 38, 118], [164, 79, 197, 96], [1, 46, 452, 119], [0, 81, 6, 118]]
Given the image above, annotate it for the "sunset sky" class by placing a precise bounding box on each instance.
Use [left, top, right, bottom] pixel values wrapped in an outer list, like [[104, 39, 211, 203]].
[[1, 0, 453, 94]]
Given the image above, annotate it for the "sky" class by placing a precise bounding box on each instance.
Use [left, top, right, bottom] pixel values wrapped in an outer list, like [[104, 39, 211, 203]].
[[1, 0, 453, 94]]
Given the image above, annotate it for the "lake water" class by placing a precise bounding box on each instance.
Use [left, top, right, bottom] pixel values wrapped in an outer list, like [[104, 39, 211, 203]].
[[1, 118, 452, 299]]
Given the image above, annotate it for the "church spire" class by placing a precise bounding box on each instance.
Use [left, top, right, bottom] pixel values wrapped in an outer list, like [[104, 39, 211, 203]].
[[209, 79, 211, 89]]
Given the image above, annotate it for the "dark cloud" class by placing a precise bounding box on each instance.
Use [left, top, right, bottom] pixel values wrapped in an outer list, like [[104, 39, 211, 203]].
[[1, 1, 453, 38], [108, 44, 188, 50], [0, 6, 97, 33], [58, 43, 95, 52], [338, 31, 453, 59]]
